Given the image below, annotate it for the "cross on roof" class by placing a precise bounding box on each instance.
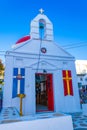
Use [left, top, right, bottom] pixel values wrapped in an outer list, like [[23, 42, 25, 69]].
[[39, 8, 44, 14]]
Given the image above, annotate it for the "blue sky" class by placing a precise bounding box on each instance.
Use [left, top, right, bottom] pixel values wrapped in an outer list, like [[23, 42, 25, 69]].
[[0, 0, 87, 62]]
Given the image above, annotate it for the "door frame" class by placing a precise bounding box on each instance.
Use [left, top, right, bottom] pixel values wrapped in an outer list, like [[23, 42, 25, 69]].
[[35, 73, 54, 112]]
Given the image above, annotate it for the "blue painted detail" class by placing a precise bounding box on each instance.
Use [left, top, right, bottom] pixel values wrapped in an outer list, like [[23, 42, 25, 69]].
[[20, 78, 25, 94], [12, 78, 17, 98], [21, 68, 25, 76], [12, 68, 25, 98], [13, 68, 18, 76]]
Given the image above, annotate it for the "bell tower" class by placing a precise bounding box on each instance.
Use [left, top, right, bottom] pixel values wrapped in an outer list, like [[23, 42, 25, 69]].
[[30, 9, 54, 41]]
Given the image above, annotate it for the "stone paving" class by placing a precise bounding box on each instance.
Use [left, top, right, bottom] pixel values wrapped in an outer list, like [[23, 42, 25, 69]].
[[0, 107, 87, 130], [71, 112, 87, 130], [0, 107, 21, 123]]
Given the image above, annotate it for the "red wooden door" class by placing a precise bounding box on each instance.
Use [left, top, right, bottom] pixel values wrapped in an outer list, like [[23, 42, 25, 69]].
[[46, 74, 54, 111]]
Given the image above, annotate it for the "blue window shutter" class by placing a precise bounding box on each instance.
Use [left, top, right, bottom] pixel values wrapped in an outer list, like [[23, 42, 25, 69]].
[[12, 68, 18, 98], [20, 68, 25, 94], [12, 68, 25, 98], [21, 68, 25, 76], [13, 68, 18, 76], [20, 78, 25, 94]]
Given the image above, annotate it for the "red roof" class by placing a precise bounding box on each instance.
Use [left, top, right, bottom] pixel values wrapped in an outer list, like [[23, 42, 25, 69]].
[[16, 36, 31, 44]]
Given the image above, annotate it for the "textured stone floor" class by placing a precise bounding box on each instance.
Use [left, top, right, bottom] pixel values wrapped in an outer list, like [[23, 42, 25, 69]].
[[0, 107, 87, 130], [0, 107, 20, 123], [0, 107, 67, 124], [71, 112, 87, 130]]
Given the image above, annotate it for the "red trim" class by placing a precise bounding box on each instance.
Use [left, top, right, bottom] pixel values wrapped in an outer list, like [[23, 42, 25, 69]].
[[16, 36, 31, 44], [36, 73, 54, 112], [46, 74, 54, 111], [63, 70, 66, 77], [69, 80, 73, 95], [62, 70, 74, 96], [68, 70, 71, 77], [63, 79, 68, 96]]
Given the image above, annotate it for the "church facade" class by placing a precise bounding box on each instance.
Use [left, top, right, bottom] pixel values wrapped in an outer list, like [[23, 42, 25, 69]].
[[3, 10, 81, 115]]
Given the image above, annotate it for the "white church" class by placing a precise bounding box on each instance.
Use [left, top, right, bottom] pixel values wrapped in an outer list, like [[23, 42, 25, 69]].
[[3, 9, 81, 116]]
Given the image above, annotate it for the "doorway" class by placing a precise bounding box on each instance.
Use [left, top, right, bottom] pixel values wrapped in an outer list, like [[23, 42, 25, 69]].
[[35, 73, 54, 112]]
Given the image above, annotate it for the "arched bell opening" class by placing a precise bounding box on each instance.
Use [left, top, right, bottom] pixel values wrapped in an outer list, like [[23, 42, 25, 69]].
[[39, 19, 46, 40]]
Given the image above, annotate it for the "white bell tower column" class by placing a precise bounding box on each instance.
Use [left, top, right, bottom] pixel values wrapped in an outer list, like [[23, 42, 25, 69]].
[[30, 9, 54, 41]]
